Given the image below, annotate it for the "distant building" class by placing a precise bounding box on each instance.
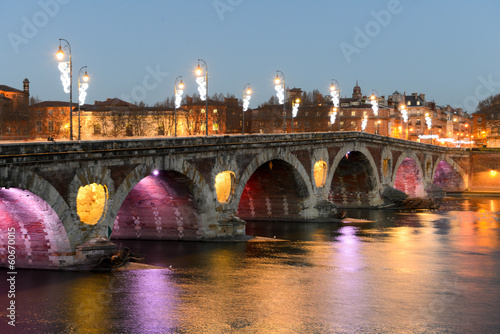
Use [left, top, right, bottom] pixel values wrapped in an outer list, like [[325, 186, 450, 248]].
[[0, 78, 30, 139]]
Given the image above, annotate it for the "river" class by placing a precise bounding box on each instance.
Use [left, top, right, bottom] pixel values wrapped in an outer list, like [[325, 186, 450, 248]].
[[1, 195, 500, 333]]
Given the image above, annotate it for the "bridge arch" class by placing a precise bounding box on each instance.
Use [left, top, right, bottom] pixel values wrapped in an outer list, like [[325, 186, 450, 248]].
[[235, 149, 314, 220], [326, 143, 381, 207], [432, 155, 468, 191], [392, 151, 425, 197], [109, 159, 209, 240], [0, 167, 72, 268]]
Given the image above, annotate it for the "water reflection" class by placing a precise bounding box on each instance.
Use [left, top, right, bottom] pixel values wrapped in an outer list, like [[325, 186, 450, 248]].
[[1, 196, 499, 333]]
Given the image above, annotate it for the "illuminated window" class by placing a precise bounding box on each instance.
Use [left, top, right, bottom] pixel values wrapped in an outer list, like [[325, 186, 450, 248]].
[[351, 111, 356, 116], [213, 109, 217, 114], [201, 109, 206, 113], [215, 171, 235, 203], [48, 121, 54, 132], [77, 183, 109, 225], [314, 161, 327, 187], [48, 109, 53, 115], [213, 123, 219, 131]]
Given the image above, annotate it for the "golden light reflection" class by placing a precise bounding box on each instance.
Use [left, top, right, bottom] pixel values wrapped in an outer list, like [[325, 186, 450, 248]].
[[313, 160, 327, 188], [77, 183, 108, 225], [215, 171, 235, 203]]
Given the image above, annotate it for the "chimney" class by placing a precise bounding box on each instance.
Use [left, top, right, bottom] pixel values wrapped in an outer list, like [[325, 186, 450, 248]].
[[23, 78, 30, 95]]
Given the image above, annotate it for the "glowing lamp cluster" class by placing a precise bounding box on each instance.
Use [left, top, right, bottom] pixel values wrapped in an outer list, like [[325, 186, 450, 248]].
[[195, 64, 206, 101], [243, 87, 252, 112], [370, 95, 379, 116], [274, 76, 285, 104], [425, 113, 432, 129], [361, 115, 368, 131], [401, 105, 408, 123], [79, 71, 89, 106], [76, 183, 108, 225], [215, 171, 235, 203], [330, 84, 340, 125], [292, 98, 300, 117], [58, 62, 71, 94], [175, 80, 184, 109]]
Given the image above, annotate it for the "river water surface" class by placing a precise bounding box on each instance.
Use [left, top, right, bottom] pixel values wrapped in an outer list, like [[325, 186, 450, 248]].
[[1, 195, 500, 333]]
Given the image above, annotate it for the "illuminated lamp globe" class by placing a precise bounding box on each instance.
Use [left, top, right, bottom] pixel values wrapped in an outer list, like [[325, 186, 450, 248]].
[[178, 81, 184, 90], [274, 76, 281, 85], [246, 88, 252, 95], [83, 71, 89, 82], [195, 66, 203, 76], [56, 46, 64, 61]]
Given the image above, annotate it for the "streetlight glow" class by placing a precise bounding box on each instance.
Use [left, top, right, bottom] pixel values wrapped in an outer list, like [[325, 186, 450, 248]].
[[56, 46, 64, 60], [174, 75, 185, 136], [274, 71, 286, 133], [195, 59, 208, 136]]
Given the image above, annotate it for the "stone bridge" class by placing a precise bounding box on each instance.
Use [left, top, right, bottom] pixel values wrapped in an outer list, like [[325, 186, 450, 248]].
[[0, 132, 472, 269]]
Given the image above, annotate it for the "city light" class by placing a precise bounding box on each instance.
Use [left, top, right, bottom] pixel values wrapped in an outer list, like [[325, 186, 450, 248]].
[[79, 70, 89, 106], [274, 77, 284, 104], [370, 94, 379, 116], [425, 113, 432, 129], [361, 115, 368, 131], [243, 87, 252, 112], [292, 98, 300, 117], [400, 105, 408, 122], [175, 78, 184, 109], [58, 62, 71, 93]]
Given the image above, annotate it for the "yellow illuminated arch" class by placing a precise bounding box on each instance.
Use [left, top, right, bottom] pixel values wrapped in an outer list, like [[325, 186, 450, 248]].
[[215, 171, 235, 203], [314, 160, 328, 188], [76, 183, 108, 225]]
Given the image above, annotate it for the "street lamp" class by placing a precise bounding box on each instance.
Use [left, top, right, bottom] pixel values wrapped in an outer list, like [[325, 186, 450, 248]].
[[174, 76, 184, 137], [77, 66, 89, 141], [195, 59, 208, 136], [56, 38, 73, 140], [274, 71, 286, 133], [292, 97, 300, 133], [400, 104, 408, 139], [425, 112, 432, 144], [242, 83, 252, 134], [330, 79, 340, 131]]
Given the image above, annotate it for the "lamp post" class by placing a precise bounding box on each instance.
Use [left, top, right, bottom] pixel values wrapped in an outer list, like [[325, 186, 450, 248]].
[[77, 66, 89, 141], [274, 71, 286, 133], [330, 79, 340, 131], [56, 38, 73, 140], [195, 59, 208, 136], [242, 83, 251, 134], [174, 76, 184, 137]]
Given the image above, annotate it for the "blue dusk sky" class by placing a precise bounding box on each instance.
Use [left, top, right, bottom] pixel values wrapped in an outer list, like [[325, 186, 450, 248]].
[[1, 0, 499, 112]]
